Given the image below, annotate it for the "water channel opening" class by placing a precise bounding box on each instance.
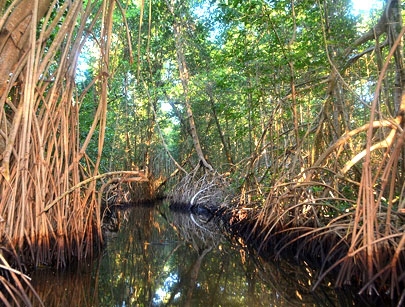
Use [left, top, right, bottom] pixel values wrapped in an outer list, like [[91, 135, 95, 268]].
[[30, 201, 383, 306]]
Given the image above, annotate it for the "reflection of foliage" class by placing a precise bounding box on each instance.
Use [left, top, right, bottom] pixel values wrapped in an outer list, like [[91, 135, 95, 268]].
[[30, 260, 95, 307], [31, 202, 362, 306], [168, 210, 223, 252], [97, 203, 165, 305]]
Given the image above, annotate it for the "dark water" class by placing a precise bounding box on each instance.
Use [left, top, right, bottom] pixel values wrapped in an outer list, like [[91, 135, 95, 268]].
[[30, 202, 367, 306]]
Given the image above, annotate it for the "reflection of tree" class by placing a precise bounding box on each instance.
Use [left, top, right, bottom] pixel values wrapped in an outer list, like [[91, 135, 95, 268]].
[[223, 233, 368, 307], [30, 260, 96, 307], [168, 211, 223, 253], [164, 211, 221, 306], [32, 202, 182, 306], [31, 203, 362, 306], [96, 203, 177, 305]]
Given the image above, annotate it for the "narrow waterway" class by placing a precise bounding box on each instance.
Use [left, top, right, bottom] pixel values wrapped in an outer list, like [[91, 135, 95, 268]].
[[30, 202, 371, 306]]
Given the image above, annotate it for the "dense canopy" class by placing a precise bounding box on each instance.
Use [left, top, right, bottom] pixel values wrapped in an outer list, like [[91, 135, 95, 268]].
[[0, 0, 404, 304]]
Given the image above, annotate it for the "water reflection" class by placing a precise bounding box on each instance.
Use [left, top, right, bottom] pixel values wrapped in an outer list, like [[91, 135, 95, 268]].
[[30, 202, 361, 306]]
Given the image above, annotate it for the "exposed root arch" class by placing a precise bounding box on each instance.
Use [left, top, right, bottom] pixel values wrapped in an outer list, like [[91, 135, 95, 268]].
[[169, 166, 230, 212]]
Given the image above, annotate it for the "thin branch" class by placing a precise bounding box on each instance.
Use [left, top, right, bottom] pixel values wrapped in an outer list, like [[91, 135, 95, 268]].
[[40, 171, 147, 214]]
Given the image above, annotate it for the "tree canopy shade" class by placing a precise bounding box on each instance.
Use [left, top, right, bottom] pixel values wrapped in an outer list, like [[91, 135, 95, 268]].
[[0, 0, 405, 304]]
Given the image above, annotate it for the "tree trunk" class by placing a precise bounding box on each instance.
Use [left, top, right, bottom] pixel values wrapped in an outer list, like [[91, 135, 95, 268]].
[[207, 89, 234, 166], [166, 0, 214, 172], [0, 0, 51, 98]]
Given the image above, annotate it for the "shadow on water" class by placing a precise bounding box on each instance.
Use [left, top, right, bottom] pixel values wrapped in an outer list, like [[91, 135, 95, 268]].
[[29, 201, 375, 306]]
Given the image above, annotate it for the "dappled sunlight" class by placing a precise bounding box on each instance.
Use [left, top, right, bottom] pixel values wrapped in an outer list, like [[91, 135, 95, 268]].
[[0, 0, 404, 305]]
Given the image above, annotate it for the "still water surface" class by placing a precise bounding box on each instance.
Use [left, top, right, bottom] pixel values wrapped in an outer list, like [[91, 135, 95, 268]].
[[31, 202, 365, 306]]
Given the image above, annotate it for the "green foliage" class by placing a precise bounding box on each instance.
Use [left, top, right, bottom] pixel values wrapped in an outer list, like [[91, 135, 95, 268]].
[[77, 0, 382, 190]]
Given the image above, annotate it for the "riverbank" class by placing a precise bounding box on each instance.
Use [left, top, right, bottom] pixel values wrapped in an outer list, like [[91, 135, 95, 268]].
[[208, 202, 404, 306]]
